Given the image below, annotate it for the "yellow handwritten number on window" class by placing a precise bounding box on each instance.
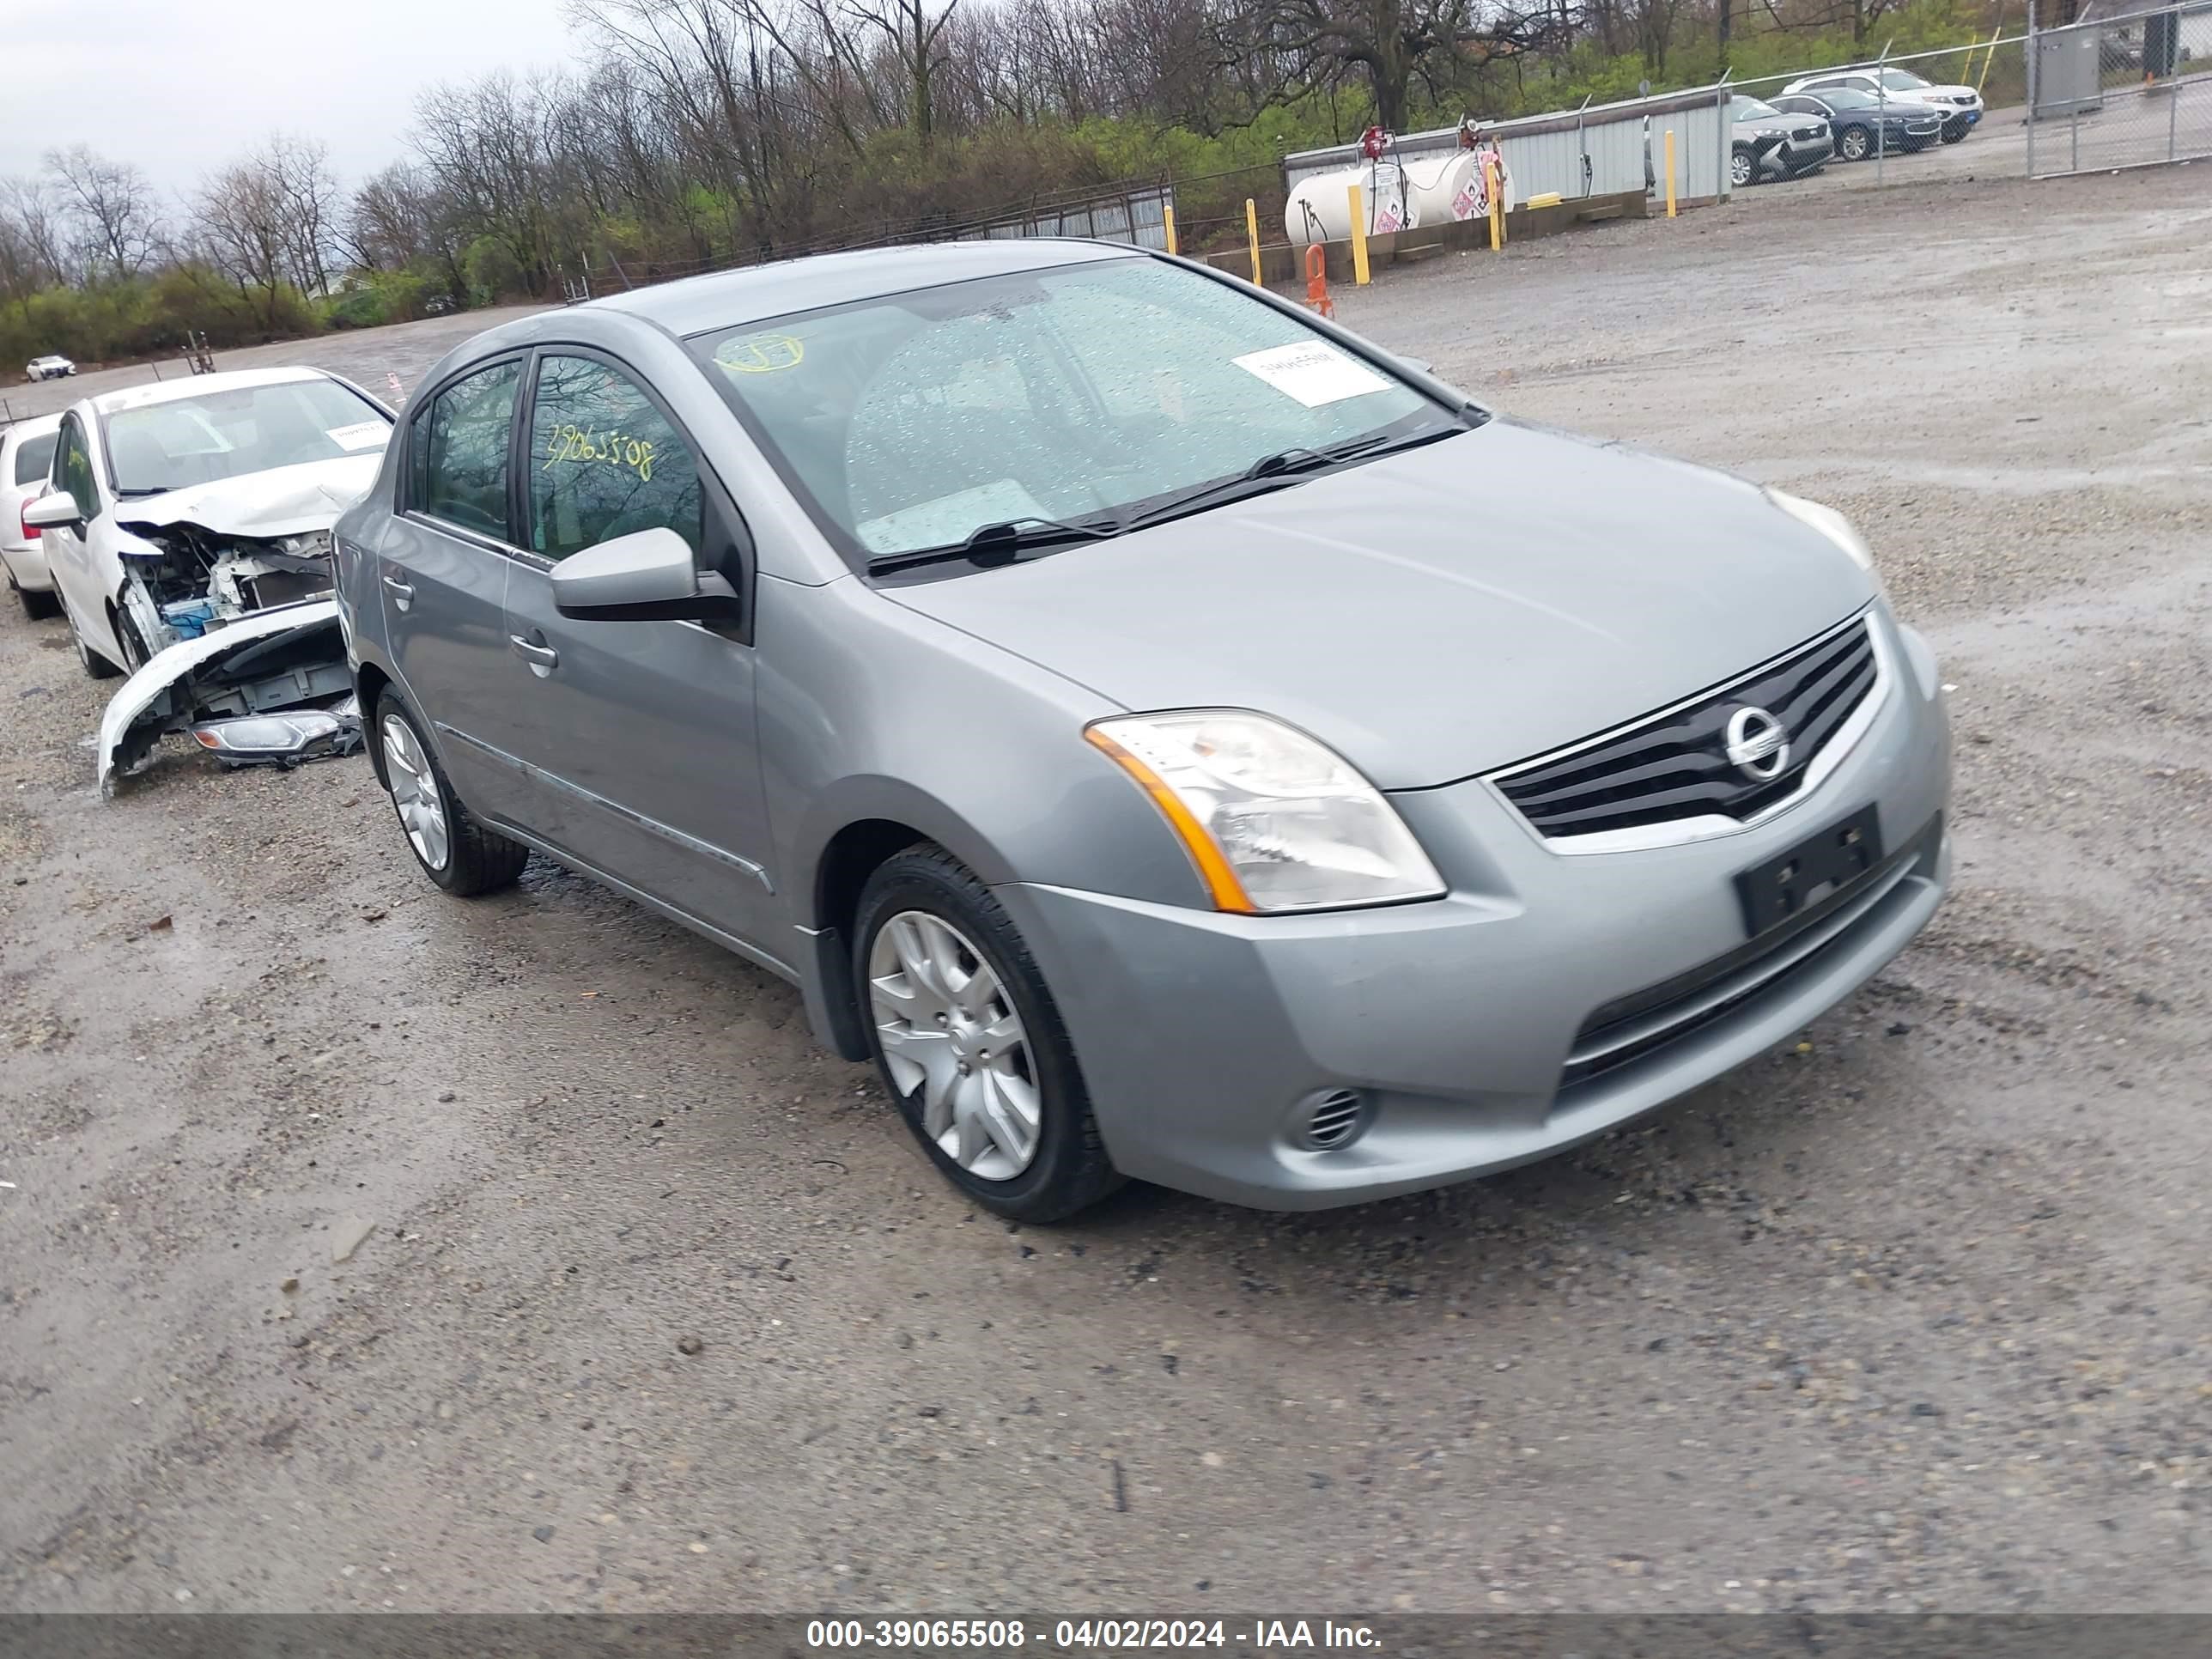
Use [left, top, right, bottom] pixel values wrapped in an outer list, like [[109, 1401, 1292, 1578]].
[[543, 423, 655, 483]]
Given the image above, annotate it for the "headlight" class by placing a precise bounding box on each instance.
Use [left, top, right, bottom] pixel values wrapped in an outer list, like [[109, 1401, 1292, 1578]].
[[1764, 488, 1883, 586], [1085, 711, 1445, 914]]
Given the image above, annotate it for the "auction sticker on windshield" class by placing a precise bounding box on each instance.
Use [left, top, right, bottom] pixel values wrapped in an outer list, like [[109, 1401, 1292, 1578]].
[[1231, 342, 1390, 408], [325, 422, 389, 452]]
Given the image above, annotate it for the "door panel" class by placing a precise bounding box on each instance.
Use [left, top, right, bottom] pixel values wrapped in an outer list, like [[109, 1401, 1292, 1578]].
[[383, 357, 531, 821], [501, 568, 771, 939], [380, 516, 520, 819], [497, 349, 773, 945]]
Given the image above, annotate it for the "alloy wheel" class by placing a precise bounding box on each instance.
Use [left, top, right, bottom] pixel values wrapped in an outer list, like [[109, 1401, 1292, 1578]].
[[380, 712, 451, 872], [867, 910, 1041, 1182]]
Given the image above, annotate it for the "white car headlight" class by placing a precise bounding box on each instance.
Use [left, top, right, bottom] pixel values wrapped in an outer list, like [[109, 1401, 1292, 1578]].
[[1085, 711, 1445, 914], [1765, 488, 1885, 590]]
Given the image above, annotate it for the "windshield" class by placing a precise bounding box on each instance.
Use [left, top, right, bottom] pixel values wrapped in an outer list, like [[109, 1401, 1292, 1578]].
[[1733, 98, 1782, 119], [689, 258, 1455, 564], [101, 379, 390, 496], [1881, 70, 1931, 90], [14, 432, 57, 485], [1824, 88, 1878, 108]]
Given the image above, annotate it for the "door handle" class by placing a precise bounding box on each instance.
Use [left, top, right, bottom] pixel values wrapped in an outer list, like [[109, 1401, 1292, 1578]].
[[382, 574, 416, 611], [508, 633, 560, 672]]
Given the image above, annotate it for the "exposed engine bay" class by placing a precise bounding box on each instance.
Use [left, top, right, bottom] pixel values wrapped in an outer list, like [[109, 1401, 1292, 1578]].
[[115, 520, 337, 659], [99, 471, 374, 797]]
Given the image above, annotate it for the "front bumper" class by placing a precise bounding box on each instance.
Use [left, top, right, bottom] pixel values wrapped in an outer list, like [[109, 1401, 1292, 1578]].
[[999, 610, 1952, 1211], [1780, 136, 1834, 173]]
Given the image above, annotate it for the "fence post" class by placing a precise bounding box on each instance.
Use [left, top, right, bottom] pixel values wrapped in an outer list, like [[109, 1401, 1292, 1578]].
[[1875, 41, 1890, 185], [1664, 129, 1678, 216], [1245, 199, 1262, 285], [2171, 71, 2180, 160], [1347, 185, 1370, 284], [2026, 0, 2039, 176], [2071, 104, 2080, 169], [1163, 205, 1178, 256], [1717, 77, 1733, 198]]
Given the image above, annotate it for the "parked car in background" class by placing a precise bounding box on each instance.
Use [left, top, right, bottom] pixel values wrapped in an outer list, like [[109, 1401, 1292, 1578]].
[[26, 355, 76, 382], [1771, 89, 1944, 161], [1783, 67, 1983, 142], [1730, 96, 1834, 185], [25, 368, 396, 788], [336, 239, 1951, 1221], [0, 414, 64, 617]]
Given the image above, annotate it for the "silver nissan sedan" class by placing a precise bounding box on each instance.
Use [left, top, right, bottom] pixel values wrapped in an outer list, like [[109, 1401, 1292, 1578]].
[[333, 239, 1951, 1221]]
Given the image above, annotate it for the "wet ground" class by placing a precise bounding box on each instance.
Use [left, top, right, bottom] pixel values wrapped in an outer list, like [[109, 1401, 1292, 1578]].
[[3, 169, 2209, 1614]]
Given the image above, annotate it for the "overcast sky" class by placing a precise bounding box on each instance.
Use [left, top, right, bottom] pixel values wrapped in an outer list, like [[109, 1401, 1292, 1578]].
[[0, 0, 570, 201]]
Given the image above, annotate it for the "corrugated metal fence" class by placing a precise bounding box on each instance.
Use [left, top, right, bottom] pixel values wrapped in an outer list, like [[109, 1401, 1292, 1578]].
[[975, 184, 1175, 250], [1284, 85, 1735, 209]]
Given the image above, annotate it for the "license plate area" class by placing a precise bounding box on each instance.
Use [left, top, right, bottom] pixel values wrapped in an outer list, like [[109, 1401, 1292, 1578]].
[[1735, 805, 1883, 936]]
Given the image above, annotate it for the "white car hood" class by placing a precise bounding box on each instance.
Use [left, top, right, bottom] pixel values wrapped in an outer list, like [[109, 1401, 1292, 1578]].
[[112, 455, 380, 541]]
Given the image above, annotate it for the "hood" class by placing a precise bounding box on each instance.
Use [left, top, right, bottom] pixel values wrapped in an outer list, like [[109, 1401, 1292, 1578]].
[[883, 421, 1875, 790], [1736, 113, 1814, 134], [113, 454, 381, 541]]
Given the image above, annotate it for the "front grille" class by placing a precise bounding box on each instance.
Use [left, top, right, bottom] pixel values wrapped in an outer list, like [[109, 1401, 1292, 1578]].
[[1557, 813, 1942, 1092], [1492, 616, 1880, 842], [1793, 125, 1824, 141]]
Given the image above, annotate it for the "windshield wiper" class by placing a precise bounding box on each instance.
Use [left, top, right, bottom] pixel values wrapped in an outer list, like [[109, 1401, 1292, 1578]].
[[1119, 425, 1463, 535], [866, 513, 1121, 576]]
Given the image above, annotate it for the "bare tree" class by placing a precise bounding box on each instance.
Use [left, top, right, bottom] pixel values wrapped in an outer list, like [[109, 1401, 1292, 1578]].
[[842, 0, 959, 154], [44, 145, 161, 279], [0, 177, 70, 290], [268, 135, 341, 295], [1227, 0, 1565, 130], [193, 160, 294, 330]]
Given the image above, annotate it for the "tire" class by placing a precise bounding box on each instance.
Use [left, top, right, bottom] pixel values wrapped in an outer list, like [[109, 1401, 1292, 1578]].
[[10, 576, 59, 621], [854, 844, 1121, 1223], [64, 593, 119, 678], [1838, 125, 1872, 162], [373, 689, 529, 896], [1730, 148, 1756, 189], [1941, 126, 1966, 144]]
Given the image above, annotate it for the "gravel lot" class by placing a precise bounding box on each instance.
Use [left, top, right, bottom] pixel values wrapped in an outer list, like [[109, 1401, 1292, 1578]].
[[3, 170, 2208, 1616]]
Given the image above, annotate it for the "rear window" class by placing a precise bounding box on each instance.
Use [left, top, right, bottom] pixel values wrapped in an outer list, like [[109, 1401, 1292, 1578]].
[[13, 432, 57, 485]]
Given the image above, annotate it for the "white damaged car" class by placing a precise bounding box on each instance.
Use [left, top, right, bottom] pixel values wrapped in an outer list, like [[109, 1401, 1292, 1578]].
[[26, 367, 395, 793]]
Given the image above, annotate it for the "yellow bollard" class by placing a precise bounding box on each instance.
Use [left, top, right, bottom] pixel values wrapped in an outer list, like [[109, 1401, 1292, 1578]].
[[1163, 205, 1177, 256], [1246, 198, 1262, 285], [1347, 185, 1370, 284], [1664, 129, 1678, 218]]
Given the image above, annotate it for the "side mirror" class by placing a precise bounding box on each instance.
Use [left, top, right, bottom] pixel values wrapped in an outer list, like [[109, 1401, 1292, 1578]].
[[23, 490, 82, 531], [550, 526, 741, 623]]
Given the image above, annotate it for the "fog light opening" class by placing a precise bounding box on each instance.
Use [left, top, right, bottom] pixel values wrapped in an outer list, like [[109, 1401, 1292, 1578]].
[[1292, 1088, 1371, 1152]]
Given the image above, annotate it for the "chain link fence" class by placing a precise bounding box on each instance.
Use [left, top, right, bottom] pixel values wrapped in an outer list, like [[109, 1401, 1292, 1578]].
[[2025, 0, 2212, 174], [1725, 5, 2209, 191]]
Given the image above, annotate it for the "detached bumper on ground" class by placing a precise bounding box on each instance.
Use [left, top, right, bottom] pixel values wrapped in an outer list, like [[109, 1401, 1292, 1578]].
[[1000, 614, 1952, 1210]]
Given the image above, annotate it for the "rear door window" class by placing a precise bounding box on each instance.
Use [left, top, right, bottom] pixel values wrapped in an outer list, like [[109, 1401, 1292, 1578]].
[[411, 359, 521, 540], [14, 432, 57, 485]]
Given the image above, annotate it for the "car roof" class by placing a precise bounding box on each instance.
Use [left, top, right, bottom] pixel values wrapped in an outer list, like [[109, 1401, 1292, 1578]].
[[81, 365, 337, 418], [583, 238, 1145, 338], [1, 412, 63, 443]]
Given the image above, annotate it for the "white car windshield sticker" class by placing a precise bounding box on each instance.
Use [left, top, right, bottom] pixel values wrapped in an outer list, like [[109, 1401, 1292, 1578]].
[[857, 479, 1051, 554], [325, 421, 389, 452], [1232, 342, 1390, 408]]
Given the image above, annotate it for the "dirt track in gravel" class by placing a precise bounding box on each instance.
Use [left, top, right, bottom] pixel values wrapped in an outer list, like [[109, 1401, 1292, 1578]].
[[3, 170, 2207, 1614]]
